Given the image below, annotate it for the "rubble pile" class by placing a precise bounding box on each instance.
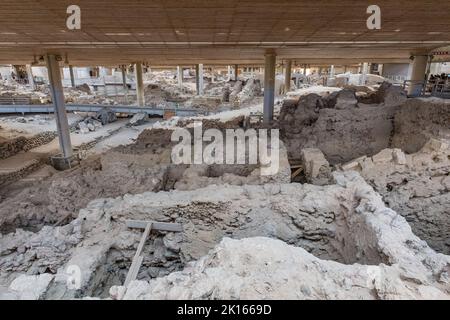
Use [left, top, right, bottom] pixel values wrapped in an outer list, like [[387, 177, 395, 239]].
[[0, 80, 49, 104], [228, 79, 262, 108], [0, 120, 288, 234], [204, 81, 228, 97], [77, 108, 117, 134], [279, 90, 398, 164], [77, 118, 102, 134], [184, 96, 222, 110], [279, 83, 426, 164], [234, 79, 262, 106], [1, 171, 449, 299], [0, 145, 172, 234], [144, 83, 192, 108], [128, 112, 149, 126], [391, 98, 450, 153], [357, 81, 407, 107], [0, 80, 123, 106], [340, 139, 450, 255]]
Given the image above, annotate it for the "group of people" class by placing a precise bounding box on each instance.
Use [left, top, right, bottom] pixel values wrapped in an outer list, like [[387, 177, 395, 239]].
[[426, 73, 449, 93], [429, 73, 449, 83]]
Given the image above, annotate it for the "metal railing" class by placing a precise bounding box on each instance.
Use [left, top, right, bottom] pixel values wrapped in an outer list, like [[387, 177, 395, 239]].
[[429, 79, 450, 98], [402, 79, 450, 98], [0, 104, 209, 116], [402, 80, 426, 97]]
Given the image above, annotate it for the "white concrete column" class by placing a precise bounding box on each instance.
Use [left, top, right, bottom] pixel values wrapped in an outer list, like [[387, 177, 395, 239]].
[[263, 50, 276, 124], [135, 63, 145, 107], [45, 54, 73, 158], [99, 67, 109, 77], [177, 66, 183, 89], [330, 65, 335, 78], [196, 64, 204, 95], [26, 64, 35, 90], [234, 64, 239, 81], [69, 65, 76, 87], [199, 64, 204, 95], [284, 59, 292, 93], [408, 55, 428, 96], [227, 65, 232, 81], [210, 66, 215, 83], [303, 64, 307, 75], [360, 62, 369, 85]]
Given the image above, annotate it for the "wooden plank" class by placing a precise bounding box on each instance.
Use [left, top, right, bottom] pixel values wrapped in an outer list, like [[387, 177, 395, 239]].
[[124, 222, 152, 287], [291, 167, 304, 178], [126, 220, 183, 232], [125, 256, 143, 287]]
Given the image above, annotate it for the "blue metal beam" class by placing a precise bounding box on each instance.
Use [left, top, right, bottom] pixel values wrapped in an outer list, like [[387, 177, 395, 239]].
[[0, 104, 209, 117]]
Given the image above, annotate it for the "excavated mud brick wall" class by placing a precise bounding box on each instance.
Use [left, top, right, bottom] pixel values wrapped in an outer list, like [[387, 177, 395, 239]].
[[0, 159, 42, 187], [279, 92, 398, 164], [391, 98, 450, 153], [0, 131, 57, 160]]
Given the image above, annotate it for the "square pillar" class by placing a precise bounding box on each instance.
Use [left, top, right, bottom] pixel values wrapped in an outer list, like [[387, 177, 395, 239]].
[[330, 65, 335, 78], [121, 65, 128, 101], [359, 62, 369, 86], [408, 55, 428, 96], [26, 64, 35, 90], [69, 65, 76, 87], [360, 62, 369, 85], [135, 63, 145, 107], [45, 54, 73, 158], [263, 51, 276, 124], [234, 64, 239, 81], [284, 59, 292, 93], [196, 64, 203, 95], [177, 66, 183, 89]]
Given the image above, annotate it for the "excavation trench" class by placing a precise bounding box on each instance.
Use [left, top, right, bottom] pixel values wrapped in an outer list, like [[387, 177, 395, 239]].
[[83, 233, 184, 298], [1, 91, 449, 298], [58, 177, 395, 298], [1, 171, 396, 298], [0, 125, 281, 235]]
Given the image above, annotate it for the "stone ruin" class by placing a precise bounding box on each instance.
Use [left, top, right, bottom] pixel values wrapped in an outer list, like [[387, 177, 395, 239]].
[[0, 83, 449, 300]]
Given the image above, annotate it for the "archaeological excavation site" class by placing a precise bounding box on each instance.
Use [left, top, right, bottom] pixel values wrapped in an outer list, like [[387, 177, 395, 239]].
[[0, 1, 449, 302]]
